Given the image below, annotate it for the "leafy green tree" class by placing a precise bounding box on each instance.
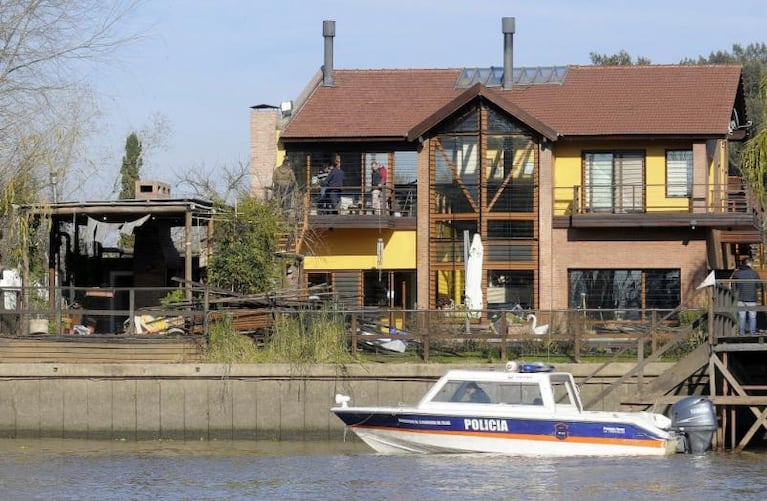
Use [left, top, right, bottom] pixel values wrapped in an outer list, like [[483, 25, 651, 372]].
[[740, 74, 767, 223], [208, 197, 282, 294], [119, 132, 143, 199], [590, 50, 651, 65]]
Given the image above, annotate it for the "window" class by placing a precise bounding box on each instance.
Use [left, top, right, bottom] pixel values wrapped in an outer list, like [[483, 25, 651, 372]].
[[666, 150, 692, 197], [583, 152, 644, 213], [568, 269, 680, 320], [487, 221, 533, 239], [497, 382, 542, 405], [487, 270, 533, 308]]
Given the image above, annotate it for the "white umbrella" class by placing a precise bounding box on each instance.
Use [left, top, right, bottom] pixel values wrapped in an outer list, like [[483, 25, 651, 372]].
[[464, 233, 483, 319]]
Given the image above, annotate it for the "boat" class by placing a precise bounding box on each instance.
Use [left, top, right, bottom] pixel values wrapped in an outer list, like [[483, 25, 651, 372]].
[[331, 362, 716, 456]]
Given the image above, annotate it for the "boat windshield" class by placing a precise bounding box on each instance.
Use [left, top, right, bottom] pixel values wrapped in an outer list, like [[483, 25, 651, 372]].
[[429, 380, 543, 406], [549, 375, 582, 412]]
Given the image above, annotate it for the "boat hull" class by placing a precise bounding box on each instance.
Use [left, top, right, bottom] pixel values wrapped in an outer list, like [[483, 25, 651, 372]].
[[333, 410, 678, 456]]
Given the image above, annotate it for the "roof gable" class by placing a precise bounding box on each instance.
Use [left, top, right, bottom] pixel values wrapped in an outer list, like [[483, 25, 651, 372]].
[[407, 83, 558, 142]]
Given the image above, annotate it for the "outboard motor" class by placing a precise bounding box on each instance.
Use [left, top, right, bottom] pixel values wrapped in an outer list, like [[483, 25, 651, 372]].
[[669, 396, 716, 454]]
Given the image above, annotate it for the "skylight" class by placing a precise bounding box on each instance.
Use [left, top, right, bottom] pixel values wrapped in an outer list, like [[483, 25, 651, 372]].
[[456, 66, 568, 88]]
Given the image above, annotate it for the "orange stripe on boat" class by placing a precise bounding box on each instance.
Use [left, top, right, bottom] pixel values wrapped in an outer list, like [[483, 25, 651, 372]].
[[351, 425, 667, 449]]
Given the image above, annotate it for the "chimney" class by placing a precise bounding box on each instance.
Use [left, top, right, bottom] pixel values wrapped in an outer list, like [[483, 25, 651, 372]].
[[502, 17, 515, 89], [322, 20, 335, 87]]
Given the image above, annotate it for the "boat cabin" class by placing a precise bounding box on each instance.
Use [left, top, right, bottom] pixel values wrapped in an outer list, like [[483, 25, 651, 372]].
[[420, 370, 583, 413]]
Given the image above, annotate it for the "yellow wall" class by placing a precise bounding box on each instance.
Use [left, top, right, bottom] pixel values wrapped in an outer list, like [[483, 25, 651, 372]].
[[553, 140, 707, 214], [304, 229, 416, 270], [553, 143, 582, 215]]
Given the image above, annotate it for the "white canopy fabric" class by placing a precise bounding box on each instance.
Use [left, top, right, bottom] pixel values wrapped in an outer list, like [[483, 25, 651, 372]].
[[464, 233, 484, 318]]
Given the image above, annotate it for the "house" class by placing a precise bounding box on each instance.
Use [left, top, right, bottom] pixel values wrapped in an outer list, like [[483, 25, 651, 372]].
[[250, 18, 756, 320]]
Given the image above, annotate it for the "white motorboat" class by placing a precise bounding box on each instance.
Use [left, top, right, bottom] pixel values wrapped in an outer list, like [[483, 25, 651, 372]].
[[331, 362, 716, 456]]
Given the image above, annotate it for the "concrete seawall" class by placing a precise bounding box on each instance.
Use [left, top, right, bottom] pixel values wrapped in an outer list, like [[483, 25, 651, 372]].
[[0, 363, 675, 440]]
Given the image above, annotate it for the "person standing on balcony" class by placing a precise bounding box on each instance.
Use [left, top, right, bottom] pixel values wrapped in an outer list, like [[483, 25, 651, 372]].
[[322, 157, 344, 213], [370, 161, 387, 214], [731, 258, 760, 336], [272, 160, 296, 211]]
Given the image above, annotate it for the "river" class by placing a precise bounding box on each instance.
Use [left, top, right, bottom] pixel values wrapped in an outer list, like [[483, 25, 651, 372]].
[[0, 438, 765, 500]]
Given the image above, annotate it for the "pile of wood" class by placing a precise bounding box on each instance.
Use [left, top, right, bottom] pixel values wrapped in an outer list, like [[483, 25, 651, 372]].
[[186, 282, 337, 336]]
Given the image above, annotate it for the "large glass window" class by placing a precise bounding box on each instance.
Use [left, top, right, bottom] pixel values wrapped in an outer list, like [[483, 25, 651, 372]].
[[666, 150, 693, 197], [487, 221, 533, 239], [487, 270, 533, 309], [584, 152, 644, 213], [486, 135, 535, 213], [428, 101, 539, 310], [434, 135, 480, 213], [568, 269, 680, 320]]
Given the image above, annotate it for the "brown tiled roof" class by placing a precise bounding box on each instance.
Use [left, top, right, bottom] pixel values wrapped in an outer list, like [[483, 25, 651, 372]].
[[281, 65, 743, 141]]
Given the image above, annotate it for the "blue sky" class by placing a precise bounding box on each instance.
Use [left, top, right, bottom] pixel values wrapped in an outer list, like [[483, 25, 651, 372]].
[[83, 0, 767, 199]]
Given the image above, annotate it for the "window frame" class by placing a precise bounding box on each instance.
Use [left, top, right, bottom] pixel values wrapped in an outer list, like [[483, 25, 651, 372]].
[[665, 149, 693, 198], [582, 151, 646, 213]]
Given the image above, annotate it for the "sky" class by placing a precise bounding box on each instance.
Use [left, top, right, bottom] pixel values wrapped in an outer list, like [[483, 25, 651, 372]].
[[81, 0, 767, 200]]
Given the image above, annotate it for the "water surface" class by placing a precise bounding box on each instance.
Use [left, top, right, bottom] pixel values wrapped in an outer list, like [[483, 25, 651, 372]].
[[0, 438, 764, 500]]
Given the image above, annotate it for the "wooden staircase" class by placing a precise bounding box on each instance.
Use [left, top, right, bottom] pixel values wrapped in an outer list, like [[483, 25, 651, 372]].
[[619, 342, 710, 406]]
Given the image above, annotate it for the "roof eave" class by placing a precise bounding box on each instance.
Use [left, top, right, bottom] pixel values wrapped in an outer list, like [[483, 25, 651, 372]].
[[556, 132, 733, 141], [281, 135, 409, 144]]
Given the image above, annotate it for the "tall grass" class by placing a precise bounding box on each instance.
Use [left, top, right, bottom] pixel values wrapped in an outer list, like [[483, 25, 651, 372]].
[[260, 310, 353, 364], [203, 316, 260, 363], [203, 310, 354, 364]]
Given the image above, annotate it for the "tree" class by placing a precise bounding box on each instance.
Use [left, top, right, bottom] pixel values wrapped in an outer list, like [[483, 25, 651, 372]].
[[174, 160, 251, 205], [590, 50, 651, 65], [207, 197, 282, 294], [740, 74, 767, 223], [119, 132, 143, 199], [0, 0, 140, 269]]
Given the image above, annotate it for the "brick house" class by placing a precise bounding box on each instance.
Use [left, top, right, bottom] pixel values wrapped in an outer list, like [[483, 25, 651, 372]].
[[250, 18, 755, 320]]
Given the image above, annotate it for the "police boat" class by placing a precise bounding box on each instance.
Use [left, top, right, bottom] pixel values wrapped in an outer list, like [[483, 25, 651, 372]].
[[331, 362, 715, 456]]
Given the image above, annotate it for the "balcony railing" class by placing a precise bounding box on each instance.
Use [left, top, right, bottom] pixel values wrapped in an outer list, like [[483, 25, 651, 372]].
[[553, 183, 750, 216], [302, 183, 417, 216]]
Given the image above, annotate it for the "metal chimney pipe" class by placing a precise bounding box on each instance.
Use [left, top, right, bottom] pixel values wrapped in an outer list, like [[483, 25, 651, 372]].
[[502, 17, 515, 89], [322, 20, 335, 87]]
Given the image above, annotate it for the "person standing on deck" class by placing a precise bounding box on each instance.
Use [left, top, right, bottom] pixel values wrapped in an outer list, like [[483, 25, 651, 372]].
[[370, 161, 387, 214], [731, 258, 760, 336], [322, 157, 344, 213]]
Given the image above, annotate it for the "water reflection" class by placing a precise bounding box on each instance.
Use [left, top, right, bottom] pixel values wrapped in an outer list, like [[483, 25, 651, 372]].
[[0, 439, 765, 501]]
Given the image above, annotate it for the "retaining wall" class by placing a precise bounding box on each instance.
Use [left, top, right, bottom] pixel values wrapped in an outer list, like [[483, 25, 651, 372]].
[[0, 363, 675, 440]]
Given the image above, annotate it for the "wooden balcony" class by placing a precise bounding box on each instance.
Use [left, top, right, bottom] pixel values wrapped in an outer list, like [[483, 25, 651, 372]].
[[553, 182, 759, 231], [306, 184, 417, 230]]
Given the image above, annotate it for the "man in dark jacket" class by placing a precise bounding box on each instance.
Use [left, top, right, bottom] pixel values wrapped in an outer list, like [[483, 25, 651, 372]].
[[731, 258, 760, 335], [321, 159, 344, 212]]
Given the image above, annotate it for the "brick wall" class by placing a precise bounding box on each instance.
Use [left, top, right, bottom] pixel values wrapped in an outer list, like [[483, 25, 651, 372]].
[[549, 229, 709, 308]]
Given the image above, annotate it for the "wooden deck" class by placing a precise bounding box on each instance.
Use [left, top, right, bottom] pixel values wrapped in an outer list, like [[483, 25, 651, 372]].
[[0, 335, 205, 363]]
